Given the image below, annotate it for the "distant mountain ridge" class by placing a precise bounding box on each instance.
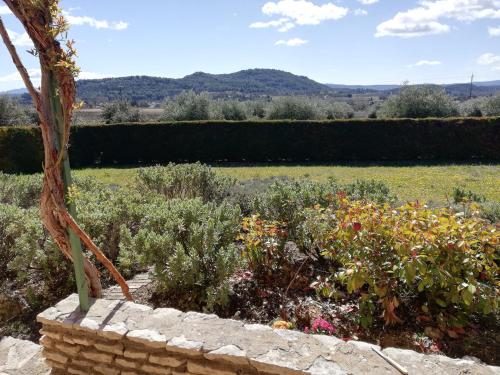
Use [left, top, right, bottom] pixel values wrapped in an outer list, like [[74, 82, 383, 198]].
[[2, 69, 499, 104]]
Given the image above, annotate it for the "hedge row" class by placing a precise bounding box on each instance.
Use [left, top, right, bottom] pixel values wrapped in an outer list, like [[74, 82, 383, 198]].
[[1, 118, 499, 173]]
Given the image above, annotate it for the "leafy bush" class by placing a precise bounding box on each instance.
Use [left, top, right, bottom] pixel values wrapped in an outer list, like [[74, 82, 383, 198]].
[[452, 187, 486, 204], [267, 97, 318, 120], [239, 215, 288, 275], [378, 84, 459, 118], [321, 101, 354, 119], [342, 179, 397, 205], [220, 101, 247, 120], [101, 101, 142, 124], [479, 201, 500, 223], [304, 198, 499, 328], [136, 163, 235, 203], [482, 95, 500, 116], [252, 179, 332, 238], [0, 96, 30, 126], [0, 203, 74, 308], [0, 172, 42, 208], [162, 91, 211, 121], [459, 98, 485, 117], [253, 178, 396, 237], [245, 100, 267, 119], [121, 198, 241, 310]]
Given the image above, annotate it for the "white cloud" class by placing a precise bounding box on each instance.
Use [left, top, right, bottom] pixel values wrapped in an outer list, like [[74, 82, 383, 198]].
[[477, 52, 500, 65], [489, 25, 500, 35], [275, 37, 309, 46], [0, 68, 40, 83], [62, 11, 129, 31], [251, 1, 348, 35], [358, 0, 379, 4], [415, 60, 442, 66], [263, 0, 348, 25], [6, 28, 33, 47], [354, 9, 368, 16], [250, 18, 297, 32], [376, 0, 500, 38], [0, 5, 12, 15]]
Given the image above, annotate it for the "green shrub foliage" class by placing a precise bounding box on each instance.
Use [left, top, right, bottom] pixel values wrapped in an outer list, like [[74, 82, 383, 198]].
[[378, 85, 459, 118], [0, 96, 31, 126], [121, 198, 241, 310], [267, 97, 319, 120], [162, 91, 211, 121], [303, 198, 499, 327], [101, 101, 142, 124], [136, 163, 235, 203]]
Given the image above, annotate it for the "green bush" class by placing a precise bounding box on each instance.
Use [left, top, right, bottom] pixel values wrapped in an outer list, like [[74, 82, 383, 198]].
[[136, 163, 235, 203], [121, 198, 241, 310], [101, 101, 142, 124], [220, 101, 247, 121], [0, 203, 74, 308], [0, 172, 42, 208], [482, 95, 500, 116], [0, 96, 30, 126], [245, 100, 267, 119], [321, 101, 354, 119], [267, 97, 318, 120], [479, 201, 500, 223], [304, 198, 499, 328], [378, 84, 459, 118], [253, 178, 396, 239], [162, 91, 211, 121]]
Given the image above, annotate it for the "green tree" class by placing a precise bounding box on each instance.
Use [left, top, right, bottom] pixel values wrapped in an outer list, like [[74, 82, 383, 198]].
[[162, 90, 212, 121], [267, 96, 318, 120], [0, 95, 29, 125], [378, 84, 459, 118]]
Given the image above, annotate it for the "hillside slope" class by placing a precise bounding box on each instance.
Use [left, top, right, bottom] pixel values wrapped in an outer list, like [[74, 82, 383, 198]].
[[75, 69, 334, 104]]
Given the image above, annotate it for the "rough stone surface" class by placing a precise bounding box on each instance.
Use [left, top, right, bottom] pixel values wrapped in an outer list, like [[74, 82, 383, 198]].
[[33, 294, 500, 375], [0, 337, 50, 375]]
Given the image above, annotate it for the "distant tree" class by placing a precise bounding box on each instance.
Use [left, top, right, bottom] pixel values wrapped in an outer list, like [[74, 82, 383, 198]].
[[482, 95, 500, 116], [162, 91, 211, 121], [459, 98, 485, 117], [267, 96, 318, 120], [0, 95, 29, 125], [101, 101, 141, 124], [321, 101, 354, 119], [245, 100, 267, 119], [378, 84, 459, 118], [220, 101, 247, 120]]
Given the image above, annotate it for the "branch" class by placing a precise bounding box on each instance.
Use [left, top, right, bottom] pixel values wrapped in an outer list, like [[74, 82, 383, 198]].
[[0, 15, 40, 106]]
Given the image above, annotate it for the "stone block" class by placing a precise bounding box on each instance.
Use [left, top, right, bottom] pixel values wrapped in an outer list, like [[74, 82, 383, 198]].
[[115, 356, 139, 369], [95, 342, 124, 356], [43, 350, 68, 364], [55, 343, 81, 357], [94, 364, 121, 375], [141, 364, 173, 374], [124, 348, 148, 360], [81, 350, 114, 363], [187, 360, 237, 375], [149, 353, 186, 367]]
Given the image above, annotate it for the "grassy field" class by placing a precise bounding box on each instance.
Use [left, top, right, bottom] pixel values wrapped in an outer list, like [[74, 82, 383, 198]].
[[73, 163, 500, 203]]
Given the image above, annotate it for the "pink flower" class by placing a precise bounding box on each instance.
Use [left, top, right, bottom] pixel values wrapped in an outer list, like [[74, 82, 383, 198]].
[[310, 318, 336, 335]]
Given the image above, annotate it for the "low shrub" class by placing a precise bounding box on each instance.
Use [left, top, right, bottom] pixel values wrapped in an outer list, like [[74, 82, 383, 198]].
[[304, 198, 499, 328], [121, 198, 241, 311], [0, 172, 42, 208], [136, 163, 236, 203], [0, 203, 74, 309]]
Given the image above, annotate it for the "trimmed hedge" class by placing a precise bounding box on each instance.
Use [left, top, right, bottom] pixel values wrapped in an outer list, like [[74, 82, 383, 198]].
[[1, 118, 499, 173]]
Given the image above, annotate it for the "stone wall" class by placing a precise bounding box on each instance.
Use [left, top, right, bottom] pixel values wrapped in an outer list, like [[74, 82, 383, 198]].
[[37, 294, 499, 375]]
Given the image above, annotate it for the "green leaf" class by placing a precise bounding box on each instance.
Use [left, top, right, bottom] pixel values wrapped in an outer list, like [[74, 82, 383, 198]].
[[436, 298, 447, 308], [461, 289, 473, 306]]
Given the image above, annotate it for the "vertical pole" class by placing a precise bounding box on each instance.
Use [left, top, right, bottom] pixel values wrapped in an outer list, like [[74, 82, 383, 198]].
[[48, 71, 90, 312]]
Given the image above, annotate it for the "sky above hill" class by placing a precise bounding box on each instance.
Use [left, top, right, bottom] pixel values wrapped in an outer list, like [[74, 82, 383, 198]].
[[0, 0, 499, 91]]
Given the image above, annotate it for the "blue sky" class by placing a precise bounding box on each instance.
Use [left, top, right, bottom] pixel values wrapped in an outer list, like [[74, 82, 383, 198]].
[[0, 0, 499, 91]]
